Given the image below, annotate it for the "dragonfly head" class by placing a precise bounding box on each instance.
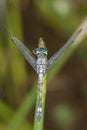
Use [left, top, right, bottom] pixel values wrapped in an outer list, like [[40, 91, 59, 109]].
[[33, 37, 48, 56], [33, 48, 48, 56]]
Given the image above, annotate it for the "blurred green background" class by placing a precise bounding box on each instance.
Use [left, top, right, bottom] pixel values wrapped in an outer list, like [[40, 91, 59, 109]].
[[0, 0, 87, 130]]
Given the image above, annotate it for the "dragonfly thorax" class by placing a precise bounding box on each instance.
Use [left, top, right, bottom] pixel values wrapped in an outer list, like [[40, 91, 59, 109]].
[[36, 54, 47, 75]]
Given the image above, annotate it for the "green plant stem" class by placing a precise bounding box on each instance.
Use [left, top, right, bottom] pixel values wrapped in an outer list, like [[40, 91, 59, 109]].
[[34, 75, 47, 130]]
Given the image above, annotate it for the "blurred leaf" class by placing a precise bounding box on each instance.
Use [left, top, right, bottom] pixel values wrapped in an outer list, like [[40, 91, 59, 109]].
[[8, 0, 28, 85], [0, 122, 6, 130], [0, 101, 13, 122], [51, 0, 72, 17], [6, 0, 28, 104], [34, 0, 87, 33], [6, 86, 36, 130], [0, 0, 8, 46], [0, 101, 33, 130], [78, 42, 87, 66], [53, 104, 75, 128]]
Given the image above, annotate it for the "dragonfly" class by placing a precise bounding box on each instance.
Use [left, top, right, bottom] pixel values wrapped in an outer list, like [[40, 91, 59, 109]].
[[7, 20, 87, 121]]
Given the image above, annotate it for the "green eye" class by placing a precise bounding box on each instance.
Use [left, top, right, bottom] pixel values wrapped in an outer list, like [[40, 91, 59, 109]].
[[36, 49, 48, 55], [43, 49, 48, 55], [36, 49, 41, 54]]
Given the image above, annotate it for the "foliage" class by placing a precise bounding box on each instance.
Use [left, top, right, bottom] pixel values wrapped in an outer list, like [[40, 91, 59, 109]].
[[0, 0, 87, 130]]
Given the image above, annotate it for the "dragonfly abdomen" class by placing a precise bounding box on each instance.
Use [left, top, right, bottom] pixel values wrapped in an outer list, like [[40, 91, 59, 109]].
[[36, 55, 47, 121], [37, 96, 42, 121]]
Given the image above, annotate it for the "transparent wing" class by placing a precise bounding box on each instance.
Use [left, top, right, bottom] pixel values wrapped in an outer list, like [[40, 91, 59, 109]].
[[47, 18, 87, 71], [9, 31, 37, 71]]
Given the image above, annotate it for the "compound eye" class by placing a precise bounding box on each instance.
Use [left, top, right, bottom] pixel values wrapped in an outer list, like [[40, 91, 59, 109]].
[[33, 48, 48, 55], [33, 48, 40, 55], [43, 49, 48, 55], [36, 49, 41, 55]]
